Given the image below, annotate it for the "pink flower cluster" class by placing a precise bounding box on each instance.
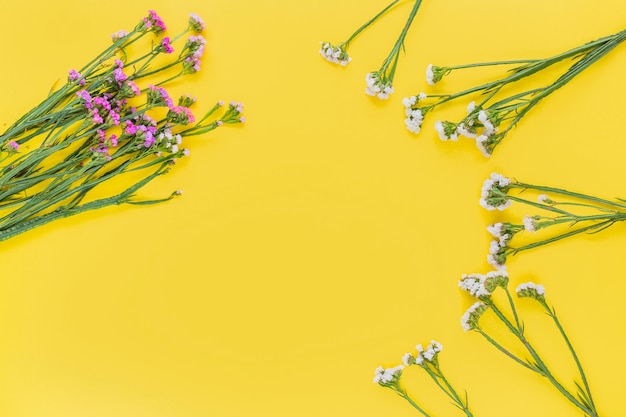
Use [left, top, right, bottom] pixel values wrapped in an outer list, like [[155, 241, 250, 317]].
[[68, 69, 85, 86], [183, 35, 206, 74], [90, 129, 119, 161], [168, 106, 196, 125], [189, 13, 205, 33], [160, 37, 174, 54], [76, 90, 124, 127], [147, 85, 174, 107], [125, 114, 159, 148], [142, 10, 167, 33]]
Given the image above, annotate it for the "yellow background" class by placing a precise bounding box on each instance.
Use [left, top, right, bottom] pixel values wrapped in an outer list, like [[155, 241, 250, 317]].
[[0, 0, 625, 416]]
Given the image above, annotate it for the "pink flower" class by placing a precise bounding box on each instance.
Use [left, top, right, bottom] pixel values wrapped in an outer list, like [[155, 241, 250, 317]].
[[111, 30, 128, 41], [142, 10, 166, 33], [160, 37, 174, 54], [189, 13, 206, 32], [6, 141, 19, 152], [113, 67, 127, 83], [68, 69, 85, 85]]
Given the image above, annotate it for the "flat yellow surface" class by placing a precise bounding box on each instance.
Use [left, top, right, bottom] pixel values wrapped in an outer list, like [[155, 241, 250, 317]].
[[0, 1, 625, 416]]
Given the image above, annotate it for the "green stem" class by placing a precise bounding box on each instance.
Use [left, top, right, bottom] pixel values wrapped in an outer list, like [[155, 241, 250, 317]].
[[340, 0, 401, 47]]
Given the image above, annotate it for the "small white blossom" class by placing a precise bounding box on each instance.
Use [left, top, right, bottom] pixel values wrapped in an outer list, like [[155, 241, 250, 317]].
[[405, 109, 424, 134], [402, 353, 414, 366], [459, 273, 490, 298], [475, 135, 491, 158], [434, 120, 458, 141], [467, 101, 476, 113], [373, 365, 404, 385], [426, 64, 435, 85], [319, 42, 351, 66], [402, 96, 417, 108], [516, 282, 546, 298], [538, 194, 550, 203], [461, 301, 487, 331], [456, 123, 476, 139], [523, 215, 537, 232], [479, 173, 512, 211], [487, 222, 510, 246], [366, 73, 393, 99]]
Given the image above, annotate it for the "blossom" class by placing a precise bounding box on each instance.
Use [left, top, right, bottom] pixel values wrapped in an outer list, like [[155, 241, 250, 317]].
[[319, 42, 351, 66], [523, 215, 537, 232], [434, 120, 458, 141], [426, 64, 446, 85], [365, 72, 393, 100], [423, 340, 442, 362], [461, 301, 488, 331], [68, 69, 85, 85], [487, 240, 507, 270], [373, 365, 404, 386], [189, 13, 206, 33], [141, 10, 167, 33], [111, 30, 128, 41], [404, 109, 423, 134], [147, 85, 174, 107], [538, 194, 552, 204], [168, 106, 195, 125], [475, 135, 491, 158], [516, 282, 546, 301], [459, 273, 491, 299], [479, 173, 512, 211], [160, 37, 174, 54]]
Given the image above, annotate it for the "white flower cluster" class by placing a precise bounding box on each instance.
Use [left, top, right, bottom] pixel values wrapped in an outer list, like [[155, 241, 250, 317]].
[[365, 72, 394, 99], [479, 172, 512, 211], [516, 282, 546, 299], [487, 222, 511, 247], [373, 365, 404, 385], [402, 93, 426, 133], [459, 271, 509, 299], [319, 42, 351, 66], [156, 128, 187, 155], [434, 120, 458, 141], [461, 301, 487, 331], [402, 340, 443, 366], [522, 215, 537, 232]]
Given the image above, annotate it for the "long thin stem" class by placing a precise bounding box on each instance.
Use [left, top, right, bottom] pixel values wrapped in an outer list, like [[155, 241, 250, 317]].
[[341, 0, 401, 47]]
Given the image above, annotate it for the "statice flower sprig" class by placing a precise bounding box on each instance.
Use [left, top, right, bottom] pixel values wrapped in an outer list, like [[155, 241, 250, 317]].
[[364, 0, 423, 100], [404, 28, 626, 155], [459, 273, 598, 417], [319, 0, 400, 66], [479, 173, 626, 269], [375, 340, 473, 417], [0, 11, 244, 243]]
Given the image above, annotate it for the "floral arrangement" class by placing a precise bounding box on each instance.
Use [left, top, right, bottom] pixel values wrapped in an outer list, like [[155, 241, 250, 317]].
[[480, 173, 626, 269], [320, 2, 625, 156], [375, 271, 599, 417], [318, 2, 625, 416], [0, 11, 244, 242]]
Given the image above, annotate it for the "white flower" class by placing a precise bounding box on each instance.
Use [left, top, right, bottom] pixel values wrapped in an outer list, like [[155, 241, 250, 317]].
[[461, 301, 487, 331], [404, 109, 424, 134], [459, 273, 490, 298], [487, 223, 510, 246], [402, 96, 417, 108], [479, 173, 512, 211], [523, 216, 536, 232], [171, 144, 179, 153], [373, 365, 404, 385], [402, 353, 414, 366], [456, 123, 476, 139], [183, 148, 190, 157], [516, 282, 546, 297], [319, 42, 351, 66], [426, 64, 435, 85], [434, 121, 458, 141], [538, 194, 550, 203], [466, 101, 476, 113], [475, 135, 491, 158]]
